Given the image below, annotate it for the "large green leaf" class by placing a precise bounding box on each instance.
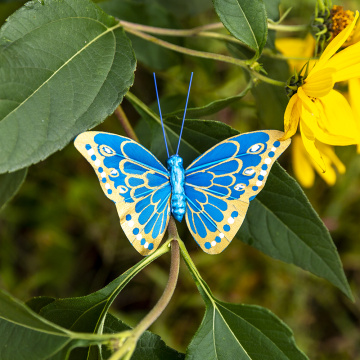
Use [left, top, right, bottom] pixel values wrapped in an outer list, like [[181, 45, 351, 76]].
[[0, 290, 93, 360], [0, 0, 136, 173], [0, 168, 27, 210], [179, 245, 308, 360], [213, 0, 267, 55], [239, 163, 353, 299], [186, 300, 308, 359], [131, 106, 351, 297], [27, 244, 170, 359]]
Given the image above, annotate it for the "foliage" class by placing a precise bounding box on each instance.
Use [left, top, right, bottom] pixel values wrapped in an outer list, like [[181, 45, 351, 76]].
[[0, 0, 359, 359]]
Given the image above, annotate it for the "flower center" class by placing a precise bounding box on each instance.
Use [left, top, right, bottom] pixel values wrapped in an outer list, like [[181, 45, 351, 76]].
[[330, 5, 355, 41]]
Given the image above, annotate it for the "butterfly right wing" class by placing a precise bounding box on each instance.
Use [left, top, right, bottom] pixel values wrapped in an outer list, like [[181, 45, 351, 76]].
[[74, 131, 171, 255], [184, 130, 291, 254]]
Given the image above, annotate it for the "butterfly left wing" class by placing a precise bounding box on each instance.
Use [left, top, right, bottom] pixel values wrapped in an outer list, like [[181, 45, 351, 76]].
[[184, 130, 291, 254], [74, 131, 171, 256]]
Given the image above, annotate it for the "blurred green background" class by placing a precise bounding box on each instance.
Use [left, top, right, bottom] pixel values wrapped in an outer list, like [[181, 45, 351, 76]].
[[0, 0, 359, 359]]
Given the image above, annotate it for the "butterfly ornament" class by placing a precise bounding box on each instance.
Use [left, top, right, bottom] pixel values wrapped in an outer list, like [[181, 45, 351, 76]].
[[74, 73, 291, 256]]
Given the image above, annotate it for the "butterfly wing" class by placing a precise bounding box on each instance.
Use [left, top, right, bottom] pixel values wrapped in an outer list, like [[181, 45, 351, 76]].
[[184, 130, 291, 254], [74, 131, 171, 255]]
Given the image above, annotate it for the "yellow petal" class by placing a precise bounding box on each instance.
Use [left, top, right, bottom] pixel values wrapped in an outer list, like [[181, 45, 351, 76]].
[[310, 11, 359, 75], [316, 90, 360, 145], [316, 141, 346, 174], [302, 67, 336, 97], [281, 93, 300, 140], [299, 120, 326, 171], [292, 134, 315, 187], [297, 87, 319, 117], [326, 41, 360, 82]]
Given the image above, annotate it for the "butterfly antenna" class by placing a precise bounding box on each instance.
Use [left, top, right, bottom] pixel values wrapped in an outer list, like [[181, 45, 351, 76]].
[[176, 72, 193, 156], [153, 72, 170, 158]]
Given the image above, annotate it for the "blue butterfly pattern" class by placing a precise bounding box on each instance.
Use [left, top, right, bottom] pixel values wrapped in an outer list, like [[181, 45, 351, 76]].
[[74, 130, 290, 255]]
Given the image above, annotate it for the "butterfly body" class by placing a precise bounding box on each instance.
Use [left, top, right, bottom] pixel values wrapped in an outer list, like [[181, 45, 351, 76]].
[[167, 155, 186, 222]]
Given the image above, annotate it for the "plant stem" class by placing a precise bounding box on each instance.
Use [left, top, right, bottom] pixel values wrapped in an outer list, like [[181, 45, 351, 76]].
[[125, 92, 160, 123], [121, 26, 286, 87], [114, 106, 139, 142], [131, 240, 180, 338], [267, 23, 308, 32], [122, 26, 249, 67], [119, 20, 223, 36], [109, 226, 180, 360], [119, 20, 243, 45]]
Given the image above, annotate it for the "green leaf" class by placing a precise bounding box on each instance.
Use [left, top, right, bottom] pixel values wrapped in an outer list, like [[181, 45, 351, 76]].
[[133, 109, 351, 297], [186, 299, 308, 359], [164, 83, 252, 119], [101, 314, 185, 360], [239, 163, 353, 299], [213, 0, 267, 55], [0, 289, 89, 360], [28, 246, 169, 358], [0, 168, 27, 210], [99, 0, 181, 70], [0, 0, 136, 173], [179, 242, 308, 360]]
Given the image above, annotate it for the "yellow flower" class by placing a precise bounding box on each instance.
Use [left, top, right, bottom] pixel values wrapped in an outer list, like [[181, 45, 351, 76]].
[[282, 11, 360, 170], [292, 135, 345, 187]]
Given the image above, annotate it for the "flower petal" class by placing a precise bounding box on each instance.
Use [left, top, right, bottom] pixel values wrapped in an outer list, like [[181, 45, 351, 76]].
[[281, 93, 300, 140], [299, 120, 326, 171], [310, 11, 359, 74], [327, 41, 360, 82], [316, 90, 360, 145], [292, 134, 315, 187], [302, 67, 336, 97], [297, 87, 319, 117], [316, 141, 346, 175]]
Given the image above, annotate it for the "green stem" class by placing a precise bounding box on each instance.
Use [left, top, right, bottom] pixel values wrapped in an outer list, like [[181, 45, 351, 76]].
[[262, 48, 318, 61], [177, 239, 213, 300], [109, 222, 180, 360], [132, 240, 180, 338], [125, 92, 160, 123], [121, 26, 286, 87], [122, 26, 249, 67], [119, 20, 244, 46], [119, 20, 223, 36], [267, 23, 308, 32], [114, 106, 139, 142]]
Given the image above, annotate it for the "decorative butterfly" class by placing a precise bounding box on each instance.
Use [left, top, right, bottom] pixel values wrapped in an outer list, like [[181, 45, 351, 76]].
[[74, 73, 291, 256]]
